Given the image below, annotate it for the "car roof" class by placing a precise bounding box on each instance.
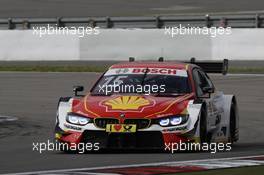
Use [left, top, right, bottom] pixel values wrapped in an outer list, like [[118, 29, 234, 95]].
[[110, 61, 195, 70]]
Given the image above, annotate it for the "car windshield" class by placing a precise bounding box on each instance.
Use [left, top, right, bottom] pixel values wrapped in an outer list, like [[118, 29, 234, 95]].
[[91, 67, 191, 96]]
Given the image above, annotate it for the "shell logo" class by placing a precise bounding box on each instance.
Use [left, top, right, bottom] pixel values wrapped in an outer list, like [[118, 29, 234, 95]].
[[103, 96, 152, 111]]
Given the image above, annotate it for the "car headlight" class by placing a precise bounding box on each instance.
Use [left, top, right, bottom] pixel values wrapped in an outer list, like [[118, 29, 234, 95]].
[[170, 116, 182, 125], [159, 118, 170, 126], [66, 113, 91, 126], [158, 115, 188, 127]]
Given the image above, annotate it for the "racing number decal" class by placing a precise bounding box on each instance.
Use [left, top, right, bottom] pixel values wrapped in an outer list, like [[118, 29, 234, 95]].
[[102, 76, 128, 87], [106, 124, 137, 133]]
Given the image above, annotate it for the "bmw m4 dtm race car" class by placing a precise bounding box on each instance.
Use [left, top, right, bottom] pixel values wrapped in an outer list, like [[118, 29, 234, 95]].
[[55, 58, 239, 151]]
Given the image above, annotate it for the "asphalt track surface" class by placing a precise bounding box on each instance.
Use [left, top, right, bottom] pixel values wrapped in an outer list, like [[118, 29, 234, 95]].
[[0, 72, 264, 174], [0, 0, 264, 18]]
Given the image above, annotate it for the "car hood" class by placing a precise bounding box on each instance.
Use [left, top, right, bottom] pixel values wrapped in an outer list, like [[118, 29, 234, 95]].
[[72, 93, 194, 119]]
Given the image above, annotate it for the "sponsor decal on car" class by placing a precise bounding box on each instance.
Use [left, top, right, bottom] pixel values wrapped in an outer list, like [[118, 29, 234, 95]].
[[105, 124, 137, 133], [105, 68, 188, 77], [64, 123, 82, 131], [101, 96, 155, 111]]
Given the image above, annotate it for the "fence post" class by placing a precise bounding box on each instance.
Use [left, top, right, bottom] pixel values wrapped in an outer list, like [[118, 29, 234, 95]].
[[205, 14, 211, 28], [56, 17, 62, 28], [8, 18, 14, 29], [106, 16, 112, 28], [22, 20, 30, 29], [156, 16, 162, 28], [255, 14, 260, 28], [88, 19, 96, 28]]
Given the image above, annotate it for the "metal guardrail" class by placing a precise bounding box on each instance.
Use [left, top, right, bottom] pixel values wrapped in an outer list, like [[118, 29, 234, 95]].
[[0, 14, 264, 29]]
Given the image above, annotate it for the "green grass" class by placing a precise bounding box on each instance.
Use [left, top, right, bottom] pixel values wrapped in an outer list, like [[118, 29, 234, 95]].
[[229, 67, 264, 74], [0, 65, 264, 74], [164, 165, 264, 175]]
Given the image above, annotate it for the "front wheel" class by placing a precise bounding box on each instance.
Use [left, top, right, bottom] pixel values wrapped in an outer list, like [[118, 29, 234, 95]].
[[199, 106, 211, 143], [229, 101, 237, 144]]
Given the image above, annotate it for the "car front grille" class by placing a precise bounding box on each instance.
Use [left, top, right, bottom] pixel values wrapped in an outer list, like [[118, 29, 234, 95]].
[[124, 119, 150, 129], [94, 118, 119, 129], [94, 118, 151, 129]]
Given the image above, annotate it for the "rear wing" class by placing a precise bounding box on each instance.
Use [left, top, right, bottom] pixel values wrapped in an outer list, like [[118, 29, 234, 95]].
[[186, 58, 229, 75], [128, 57, 229, 75]]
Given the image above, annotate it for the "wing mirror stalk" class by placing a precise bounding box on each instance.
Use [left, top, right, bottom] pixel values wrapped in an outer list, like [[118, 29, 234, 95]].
[[199, 87, 214, 98], [73, 86, 84, 97]]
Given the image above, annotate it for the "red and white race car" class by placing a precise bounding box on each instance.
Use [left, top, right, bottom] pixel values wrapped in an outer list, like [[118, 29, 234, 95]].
[[55, 58, 239, 151]]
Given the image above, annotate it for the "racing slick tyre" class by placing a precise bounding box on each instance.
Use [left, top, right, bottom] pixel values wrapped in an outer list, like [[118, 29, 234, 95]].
[[199, 106, 211, 144], [229, 100, 237, 144]]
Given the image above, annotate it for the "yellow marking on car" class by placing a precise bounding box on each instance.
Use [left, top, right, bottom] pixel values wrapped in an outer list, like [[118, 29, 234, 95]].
[[55, 133, 62, 139], [180, 108, 188, 115], [105, 124, 137, 133], [103, 96, 151, 110]]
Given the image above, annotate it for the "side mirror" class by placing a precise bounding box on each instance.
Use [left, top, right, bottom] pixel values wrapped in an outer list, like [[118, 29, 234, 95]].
[[202, 86, 214, 94], [73, 86, 84, 97]]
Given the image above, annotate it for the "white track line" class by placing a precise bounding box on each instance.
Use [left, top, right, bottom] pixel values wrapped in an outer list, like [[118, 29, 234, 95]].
[[3, 154, 264, 175]]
